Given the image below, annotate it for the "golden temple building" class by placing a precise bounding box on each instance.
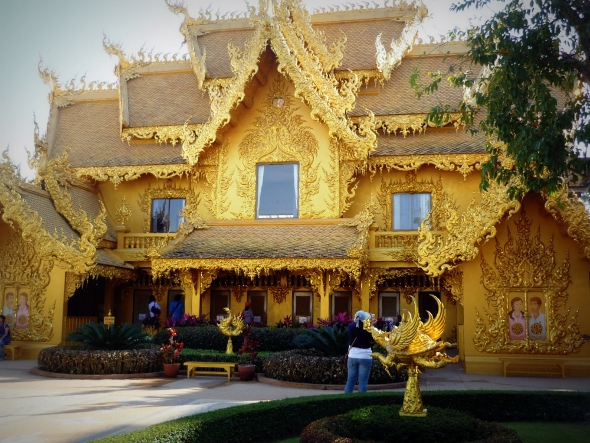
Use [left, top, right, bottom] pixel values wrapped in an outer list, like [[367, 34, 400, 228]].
[[1, 0, 588, 376]]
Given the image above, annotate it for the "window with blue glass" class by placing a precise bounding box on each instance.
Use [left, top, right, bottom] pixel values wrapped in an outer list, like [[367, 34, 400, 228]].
[[392, 193, 431, 230], [256, 163, 299, 218], [150, 198, 185, 233]]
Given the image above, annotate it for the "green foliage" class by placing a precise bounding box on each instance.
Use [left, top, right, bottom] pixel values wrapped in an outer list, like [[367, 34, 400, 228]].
[[292, 325, 349, 356], [300, 405, 521, 443], [66, 322, 153, 350], [262, 349, 406, 384], [153, 326, 306, 352], [411, 0, 590, 198], [92, 391, 590, 443], [38, 346, 162, 374]]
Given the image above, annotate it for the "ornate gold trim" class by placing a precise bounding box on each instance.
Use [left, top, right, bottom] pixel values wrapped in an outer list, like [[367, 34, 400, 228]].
[[121, 124, 202, 146], [474, 210, 583, 354], [64, 265, 137, 300], [369, 153, 488, 180], [544, 187, 590, 260], [74, 164, 192, 188], [416, 178, 522, 276]]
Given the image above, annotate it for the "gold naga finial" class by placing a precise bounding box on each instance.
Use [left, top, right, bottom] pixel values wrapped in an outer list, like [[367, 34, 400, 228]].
[[364, 294, 458, 417], [217, 307, 245, 354]]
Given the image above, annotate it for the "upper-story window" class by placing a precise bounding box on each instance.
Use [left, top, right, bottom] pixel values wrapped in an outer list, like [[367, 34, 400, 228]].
[[392, 193, 431, 230], [257, 163, 299, 219], [151, 198, 185, 233]]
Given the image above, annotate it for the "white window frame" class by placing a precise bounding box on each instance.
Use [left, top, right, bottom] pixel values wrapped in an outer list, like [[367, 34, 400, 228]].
[[392, 193, 431, 231], [256, 163, 299, 219]]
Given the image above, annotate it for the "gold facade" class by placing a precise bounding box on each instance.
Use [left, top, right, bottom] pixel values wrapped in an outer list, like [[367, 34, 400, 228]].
[[1, 0, 587, 373]]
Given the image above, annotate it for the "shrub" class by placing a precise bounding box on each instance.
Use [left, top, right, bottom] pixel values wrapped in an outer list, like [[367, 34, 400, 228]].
[[292, 326, 349, 356], [263, 349, 406, 384], [92, 391, 590, 443], [300, 405, 521, 443], [38, 345, 162, 374], [152, 326, 306, 352], [66, 322, 153, 350]]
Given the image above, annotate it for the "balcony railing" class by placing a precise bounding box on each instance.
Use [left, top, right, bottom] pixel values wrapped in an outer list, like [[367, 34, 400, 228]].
[[371, 231, 444, 263], [120, 233, 176, 250]]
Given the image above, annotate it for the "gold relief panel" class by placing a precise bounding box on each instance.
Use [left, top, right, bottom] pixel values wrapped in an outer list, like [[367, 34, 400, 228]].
[[0, 231, 54, 341], [235, 76, 321, 219], [138, 179, 198, 233], [473, 210, 583, 354]]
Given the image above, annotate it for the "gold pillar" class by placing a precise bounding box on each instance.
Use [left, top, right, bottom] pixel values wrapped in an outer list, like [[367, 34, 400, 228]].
[[319, 272, 330, 322]]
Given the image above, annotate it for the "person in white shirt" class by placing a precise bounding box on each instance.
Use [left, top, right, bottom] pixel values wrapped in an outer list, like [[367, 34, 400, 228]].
[[529, 296, 546, 340]]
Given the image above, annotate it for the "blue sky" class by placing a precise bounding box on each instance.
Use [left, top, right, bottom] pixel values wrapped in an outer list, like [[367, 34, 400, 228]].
[[0, 0, 488, 180]]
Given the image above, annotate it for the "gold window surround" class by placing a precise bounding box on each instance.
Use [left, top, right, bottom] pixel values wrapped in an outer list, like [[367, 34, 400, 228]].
[[138, 180, 198, 233], [474, 210, 583, 354]]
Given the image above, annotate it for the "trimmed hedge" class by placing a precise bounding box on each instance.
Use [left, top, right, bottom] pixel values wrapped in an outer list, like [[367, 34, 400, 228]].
[[38, 346, 162, 374], [153, 326, 306, 352], [300, 405, 521, 443], [92, 391, 590, 443], [263, 349, 407, 384]]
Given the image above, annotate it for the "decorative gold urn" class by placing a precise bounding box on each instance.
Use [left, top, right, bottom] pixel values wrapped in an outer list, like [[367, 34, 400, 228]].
[[364, 294, 458, 416], [217, 307, 245, 354]]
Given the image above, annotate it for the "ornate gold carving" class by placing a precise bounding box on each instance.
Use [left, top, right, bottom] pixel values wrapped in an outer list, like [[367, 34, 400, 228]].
[[38, 58, 116, 108], [367, 295, 457, 416], [441, 268, 463, 306], [376, 172, 454, 232], [335, 70, 384, 87], [152, 257, 362, 283], [121, 124, 202, 146], [114, 196, 133, 226], [369, 153, 488, 181], [74, 164, 192, 188], [218, 307, 245, 354], [64, 265, 137, 300], [305, 270, 325, 299], [417, 178, 522, 276], [270, 286, 290, 304], [232, 285, 248, 303], [235, 76, 321, 219], [0, 230, 54, 341], [270, 1, 377, 161], [0, 152, 97, 274], [339, 159, 361, 216], [342, 205, 375, 271], [199, 270, 217, 297], [473, 210, 583, 354], [543, 186, 590, 260], [137, 180, 198, 233], [375, 5, 427, 80], [354, 113, 463, 138]]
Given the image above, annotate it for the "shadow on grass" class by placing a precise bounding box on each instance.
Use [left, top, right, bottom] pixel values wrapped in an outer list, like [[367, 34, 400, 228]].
[[501, 422, 590, 443]]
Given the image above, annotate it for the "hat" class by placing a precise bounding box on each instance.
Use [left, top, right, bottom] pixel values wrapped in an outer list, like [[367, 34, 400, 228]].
[[245, 301, 251, 307], [354, 310, 371, 323]]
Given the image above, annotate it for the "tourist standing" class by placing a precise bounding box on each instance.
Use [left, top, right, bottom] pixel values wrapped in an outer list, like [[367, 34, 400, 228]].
[[344, 310, 375, 393]]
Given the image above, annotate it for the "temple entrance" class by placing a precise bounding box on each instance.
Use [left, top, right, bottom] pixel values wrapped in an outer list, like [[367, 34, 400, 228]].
[[248, 290, 267, 326]]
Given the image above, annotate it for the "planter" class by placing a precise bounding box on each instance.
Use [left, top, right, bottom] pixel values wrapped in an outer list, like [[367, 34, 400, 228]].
[[163, 363, 181, 378], [237, 364, 256, 381]]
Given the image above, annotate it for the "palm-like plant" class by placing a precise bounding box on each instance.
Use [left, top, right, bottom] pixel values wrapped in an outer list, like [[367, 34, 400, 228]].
[[293, 326, 349, 356], [66, 322, 153, 350]]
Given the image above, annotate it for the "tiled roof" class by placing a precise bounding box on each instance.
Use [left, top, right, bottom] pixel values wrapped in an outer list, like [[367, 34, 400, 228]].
[[127, 72, 210, 127], [49, 100, 185, 167], [373, 129, 487, 156], [354, 54, 468, 116], [320, 20, 405, 71], [96, 249, 134, 269], [162, 223, 359, 259], [196, 29, 257, 78]]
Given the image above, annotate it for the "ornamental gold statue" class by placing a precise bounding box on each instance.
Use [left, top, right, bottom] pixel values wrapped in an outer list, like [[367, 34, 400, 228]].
[[364, 294, 458, 417], [217, 307, 245, 354]]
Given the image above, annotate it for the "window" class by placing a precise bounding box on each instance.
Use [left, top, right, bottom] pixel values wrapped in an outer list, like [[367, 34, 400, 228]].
[[331, 291, 352, 318], [392, 193, 431, 230], [248, 291, 267, 326], [151, 198, 185, 233], [257, 163, 298, 218], [293, 291, 313, 324], [211, 290, 230, 322], [379, 292, 400, 322]]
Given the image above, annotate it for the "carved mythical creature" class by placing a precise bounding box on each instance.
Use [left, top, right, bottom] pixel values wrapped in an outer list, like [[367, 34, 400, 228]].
[[217, 307, 244, 354], [364, 295, 458, 416]]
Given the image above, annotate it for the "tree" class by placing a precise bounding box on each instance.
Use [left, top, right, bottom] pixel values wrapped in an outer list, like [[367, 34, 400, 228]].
[[411, 0, 589, 198]]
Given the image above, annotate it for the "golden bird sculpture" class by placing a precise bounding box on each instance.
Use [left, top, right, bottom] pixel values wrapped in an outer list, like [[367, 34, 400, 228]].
[[217, 307, 245, 354], [363, 294, 458, 417]]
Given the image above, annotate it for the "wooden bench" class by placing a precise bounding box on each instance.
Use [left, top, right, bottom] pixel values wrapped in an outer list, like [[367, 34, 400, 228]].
[[499, 357, 565, 378], [2, 343, 22, 361], [184, 361, 237, 382]]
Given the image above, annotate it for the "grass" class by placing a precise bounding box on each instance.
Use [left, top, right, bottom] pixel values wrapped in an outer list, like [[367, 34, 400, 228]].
[[501, 422, 590, 443], [274, 422, 590, 443]]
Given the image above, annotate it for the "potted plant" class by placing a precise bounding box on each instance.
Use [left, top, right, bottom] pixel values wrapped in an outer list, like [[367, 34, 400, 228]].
[[237, 324, 259, 381], [161, 327, 184, 378]]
